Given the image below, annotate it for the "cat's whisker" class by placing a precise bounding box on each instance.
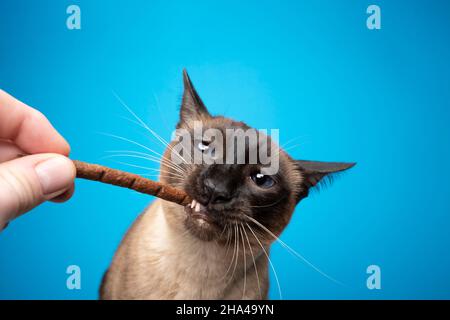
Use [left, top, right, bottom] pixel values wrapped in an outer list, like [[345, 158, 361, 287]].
[[101, 134, 187, 174], [142, 170, 185, 181], [104, 155, 186, 177], [159, 170, 186, 181], [102, 153, 186, 176], [280, 135, 309, 149], [244, 214, 343, 286], [139, 174, 186, 183], [137, 173, 176, 178], [283, 143, 308, 153], [242, 223, 262, 300], [112, 91, 190, 165], [230, 224, 240, 283], [239, 224, 247, 300], [246, 222, 282, 300], [117, 115, 145, 129], [223, 224, 239, 284], [105, 149, 158, 158], [119, 114, 189, 164], [103, 160, 161, 172], [105, 147, 174, 170], [112, 91, 168, 145], [131, 165, 185, 178], [215, 224, 228, 248], [152, 92, 171, 132], [103, 160, 186, 181], [224, 225, 232, 256], [99, 132, 163, 159], [105, 150, 186, 175], [219, 223, 228, 239], [222, 223, 238, 281], [133, 168, 185, 179]]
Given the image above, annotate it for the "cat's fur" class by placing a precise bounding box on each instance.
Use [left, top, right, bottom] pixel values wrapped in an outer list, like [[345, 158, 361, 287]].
[[100, 70, 354, 299]]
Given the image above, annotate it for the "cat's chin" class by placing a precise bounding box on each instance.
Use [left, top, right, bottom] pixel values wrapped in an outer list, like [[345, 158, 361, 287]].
[[183, 203, 222, 242]]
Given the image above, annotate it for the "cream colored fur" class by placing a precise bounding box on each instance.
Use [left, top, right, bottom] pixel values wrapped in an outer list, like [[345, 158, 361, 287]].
[[100, 200, 269, 300]]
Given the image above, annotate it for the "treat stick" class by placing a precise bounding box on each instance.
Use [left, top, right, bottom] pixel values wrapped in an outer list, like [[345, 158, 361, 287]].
[[73, 160, 191, 206]]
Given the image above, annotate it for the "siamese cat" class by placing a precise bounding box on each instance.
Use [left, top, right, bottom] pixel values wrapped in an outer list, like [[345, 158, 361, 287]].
[[100, 70, 354, 300]]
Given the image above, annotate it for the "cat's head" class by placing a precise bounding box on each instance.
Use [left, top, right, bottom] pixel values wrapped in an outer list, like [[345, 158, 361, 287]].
[[160, 70, 354, 244]]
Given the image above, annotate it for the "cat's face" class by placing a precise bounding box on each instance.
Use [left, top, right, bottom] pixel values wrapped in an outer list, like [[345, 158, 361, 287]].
[[160, 70, 354, 245]]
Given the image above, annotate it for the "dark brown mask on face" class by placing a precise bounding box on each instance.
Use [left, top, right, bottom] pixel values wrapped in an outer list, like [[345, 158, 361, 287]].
[[160, 70, 355, 243]]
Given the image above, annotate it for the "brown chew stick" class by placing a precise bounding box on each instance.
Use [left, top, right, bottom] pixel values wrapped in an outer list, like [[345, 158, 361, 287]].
[[73, 160, 191, 206]]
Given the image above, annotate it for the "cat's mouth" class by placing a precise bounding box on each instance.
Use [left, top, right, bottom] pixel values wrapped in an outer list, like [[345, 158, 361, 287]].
[[184, 199, 213, 226], [182, 198, 244, 241], [183, 199, 226, 241]]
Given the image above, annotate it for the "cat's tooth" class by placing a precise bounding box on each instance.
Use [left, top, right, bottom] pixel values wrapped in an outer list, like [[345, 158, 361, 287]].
[[195, 202, 201, 212], [191, 200, 196, 209]]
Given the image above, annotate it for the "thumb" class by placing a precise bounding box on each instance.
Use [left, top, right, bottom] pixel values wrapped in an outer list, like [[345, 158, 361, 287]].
[[0, 154, 76, 229]]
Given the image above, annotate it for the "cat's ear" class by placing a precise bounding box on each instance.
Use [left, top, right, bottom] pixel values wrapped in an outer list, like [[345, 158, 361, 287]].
[[295, 160, 355, 200], [178, 69, 211, 128]]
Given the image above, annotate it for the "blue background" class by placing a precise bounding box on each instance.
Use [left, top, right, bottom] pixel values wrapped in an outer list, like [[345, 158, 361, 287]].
[[1, 0, 449, 299]]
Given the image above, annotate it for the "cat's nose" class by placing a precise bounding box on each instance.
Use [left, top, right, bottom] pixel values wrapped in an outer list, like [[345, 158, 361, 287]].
[[203, 178, 233, 205]]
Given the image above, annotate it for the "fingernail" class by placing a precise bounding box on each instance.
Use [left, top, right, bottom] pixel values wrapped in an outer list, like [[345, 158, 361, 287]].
[[35, 156, 75, 195]]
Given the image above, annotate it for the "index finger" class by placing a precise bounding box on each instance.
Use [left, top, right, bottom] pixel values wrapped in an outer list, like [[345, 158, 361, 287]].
[[0, 90, 70, 155]]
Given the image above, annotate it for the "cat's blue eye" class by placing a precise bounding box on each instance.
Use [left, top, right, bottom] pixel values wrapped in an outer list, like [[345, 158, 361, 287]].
[[251, 172, 275, 188]]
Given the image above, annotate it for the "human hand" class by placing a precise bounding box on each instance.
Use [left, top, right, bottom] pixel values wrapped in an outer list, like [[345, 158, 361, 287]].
[[0, 90, 76, 231]]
